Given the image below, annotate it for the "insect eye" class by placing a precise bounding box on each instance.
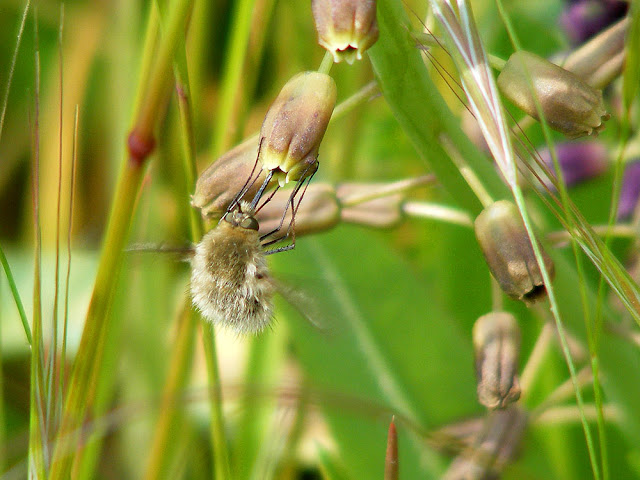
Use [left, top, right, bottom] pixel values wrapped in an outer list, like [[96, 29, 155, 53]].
[[240, 216, 259, 231]]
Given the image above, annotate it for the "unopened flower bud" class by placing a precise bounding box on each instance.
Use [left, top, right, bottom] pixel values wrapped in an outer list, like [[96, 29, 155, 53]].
[[337, 182, 404, 228], [260, 72, 337, 186], [497, 50, 610, 138], [560, 0, 628, 45], [192, 137, 274, 218], [255, 183, 340, 237], [617, 160, 640, 221], [312, 0, 379, 64], [474, 200, 555, 305], [473, 312, 521, 410], [539, 141, 609, 191]]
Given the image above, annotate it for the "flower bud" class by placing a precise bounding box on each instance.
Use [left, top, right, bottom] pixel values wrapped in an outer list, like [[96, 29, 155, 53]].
[[474, 200, 555, 305], [538, 141, 609, 191], [311, 0, 379, 64], [497, 50, 610, 138], [260, 72, 337, 187], [255, 183, 340, 237], [192, 137, 274, 218], [473, 312, 521, 410], [560, 0, 628, 45], [617, 160, 640, 221]]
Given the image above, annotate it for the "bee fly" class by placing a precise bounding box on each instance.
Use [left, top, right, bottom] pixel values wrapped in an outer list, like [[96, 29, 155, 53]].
[[190, 157, 315, 334]]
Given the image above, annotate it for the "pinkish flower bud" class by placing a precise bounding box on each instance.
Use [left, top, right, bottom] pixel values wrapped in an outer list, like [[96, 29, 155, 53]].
[[312, 0, 379, 64], [539, 141, 609, 191], [191, 138, 274, 218], [473, 312, 521, 410], [497, 50, 610, 138], [475, 200, 555, 305], [260, 72, 337, 186]]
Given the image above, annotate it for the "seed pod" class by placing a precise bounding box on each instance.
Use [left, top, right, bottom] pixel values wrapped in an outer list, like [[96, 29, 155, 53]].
[[474, 200, 555, 305], [538, 141, 609, 191], [311, 0, 379, 64], [473, 312, 521, 410], [497, 50, 610, 138], [617, 160, 640, 221], [255, 183, 340, 237], [192, 137, 274, 218], [260, 72, 337, 187]]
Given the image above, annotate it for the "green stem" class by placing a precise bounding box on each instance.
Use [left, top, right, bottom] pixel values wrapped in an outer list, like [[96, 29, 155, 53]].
[[48, 0, 194, 477], [318, 51, 334, 74], [0, 244, 31, 345]]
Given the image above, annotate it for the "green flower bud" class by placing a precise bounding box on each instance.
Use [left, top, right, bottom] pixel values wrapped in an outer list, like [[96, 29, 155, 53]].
[[473, 312, 521, 410], [497, 50, 610, 138], [260, 72, 337, 187], [191, 137, 275, 218], [474, 200, 555, 305], [311, 0, 379, 64]]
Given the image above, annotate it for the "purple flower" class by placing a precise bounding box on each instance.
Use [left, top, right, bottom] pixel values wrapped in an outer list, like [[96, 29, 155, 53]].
[[617, 161, 640, 221], [539, 141, 609, 190], [561, 0, 628, 45]]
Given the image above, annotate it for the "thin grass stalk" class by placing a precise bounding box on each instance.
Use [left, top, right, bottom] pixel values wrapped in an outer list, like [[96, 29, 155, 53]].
[[45, 5, 65, 436], [47, 0, 194, 477], [61, 106, 78, 403], [492, 1, 603, 477], [210, 0, 257, 158], [28, 26, 46, 477], [0, 0, 32, 347], [0, 246, 31, 345]]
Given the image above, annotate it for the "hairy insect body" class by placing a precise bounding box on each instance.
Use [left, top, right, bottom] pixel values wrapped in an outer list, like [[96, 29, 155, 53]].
[[191, 203, 275, 334]]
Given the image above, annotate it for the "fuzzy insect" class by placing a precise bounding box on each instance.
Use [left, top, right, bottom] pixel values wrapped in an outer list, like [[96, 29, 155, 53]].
[[190, 200, 276, 334]]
